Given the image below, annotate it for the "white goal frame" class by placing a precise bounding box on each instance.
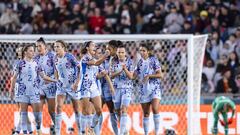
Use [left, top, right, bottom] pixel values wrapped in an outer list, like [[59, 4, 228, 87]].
[[0, 34, 208, 135]]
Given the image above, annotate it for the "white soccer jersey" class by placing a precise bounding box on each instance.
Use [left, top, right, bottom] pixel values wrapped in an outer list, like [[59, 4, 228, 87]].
[[14, 59, 43, 96], [135, 56, 162, 94], [34, 51, 55, 85], [54, 53, 79, 89], [80, 54, 103, 91], [112, 57, 134, 89]]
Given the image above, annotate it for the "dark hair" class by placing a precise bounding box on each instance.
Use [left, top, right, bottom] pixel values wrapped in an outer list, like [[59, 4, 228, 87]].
[[117, 40, 123, 46], [108, 40, 118, 48], [22, 44, 34, 58], [55, 40, 67, 50], [81, 41, 92, 54], [117, 44, 125, 49], [36, 37, 46, 45], [140, 43, 154, 56]]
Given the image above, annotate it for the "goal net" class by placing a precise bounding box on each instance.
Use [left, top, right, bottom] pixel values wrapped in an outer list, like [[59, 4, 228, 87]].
[[0, 34, 207, 135]]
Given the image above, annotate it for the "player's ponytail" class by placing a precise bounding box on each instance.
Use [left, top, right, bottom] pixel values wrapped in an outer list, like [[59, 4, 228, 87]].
[[36, 37, 46, 45]]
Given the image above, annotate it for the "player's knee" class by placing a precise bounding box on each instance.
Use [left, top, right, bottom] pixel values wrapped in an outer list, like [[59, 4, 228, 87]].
[[152, 106, 159, 114], [95, 107, 102, 115], [143, 113, 150, 117], [121, 107, 128, 114], [56, 104, 62, 113]]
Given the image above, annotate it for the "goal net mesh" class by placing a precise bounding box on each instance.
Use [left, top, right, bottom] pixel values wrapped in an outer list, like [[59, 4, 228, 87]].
[[0, 35, 207, 135]]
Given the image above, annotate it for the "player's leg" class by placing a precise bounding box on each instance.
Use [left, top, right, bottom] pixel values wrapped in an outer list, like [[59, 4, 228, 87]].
[[14, 103, 21, 134], [212, 101, 218, 135], [47, 98, 56, 134], [71, 98, 81, 134], [26, 112, 33, 134], [90, 95, 102, 130], [19, 103, 29, 135], [119, 88, 131, 135], [152, 98, 161, 135], [103, 87, 118, 135], [80, 97, 92, 134], [141, 102, 151, 135], [30, 94, 42, 135], [55, 94, 66, 135], [222, 113, 229, 135], [46, 84, 57, 135]]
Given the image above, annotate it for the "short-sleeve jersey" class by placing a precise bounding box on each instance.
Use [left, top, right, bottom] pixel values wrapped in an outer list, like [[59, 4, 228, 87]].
[[135, 56, 161, 90], [14, 59, 43, 95], [34, 51, 55, 85], [80, 54, 101, 91], [54, 53, 79, 88], [112, 57, 134, 89]]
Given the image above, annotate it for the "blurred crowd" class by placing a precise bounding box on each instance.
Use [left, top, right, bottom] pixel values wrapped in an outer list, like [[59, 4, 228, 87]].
[[0, 0, 240, 95]]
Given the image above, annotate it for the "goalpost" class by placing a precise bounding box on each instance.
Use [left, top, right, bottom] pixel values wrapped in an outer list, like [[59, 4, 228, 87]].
[[0, 34, 207, 135]]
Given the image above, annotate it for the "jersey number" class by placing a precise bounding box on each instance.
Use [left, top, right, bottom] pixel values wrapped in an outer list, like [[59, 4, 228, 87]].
[[28, 75, 32, 81]]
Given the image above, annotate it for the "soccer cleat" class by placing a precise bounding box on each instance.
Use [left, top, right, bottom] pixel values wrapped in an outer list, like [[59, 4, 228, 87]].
[[50, 125, 55, 135], [68, 127, 74, 135]]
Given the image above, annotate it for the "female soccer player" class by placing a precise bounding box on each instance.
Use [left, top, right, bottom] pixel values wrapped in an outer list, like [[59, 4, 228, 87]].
[[10, 46, 33, 135], [101, 40, 119, 134], [10, 44, 57, 135], [212, 96, 235, 135], [79, 41, 110, 134], [53, 40, 81, 135], [111, 44, 134, 135], [34, 37, 56, 134], [134, 43, 162, 135]]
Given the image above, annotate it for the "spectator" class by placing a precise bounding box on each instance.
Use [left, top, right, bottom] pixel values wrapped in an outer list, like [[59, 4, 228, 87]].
[[195, 10, 211, 33], [0, 3, 20, 34], [69, 4, 85, 32], [88, 7, 105, 34], [73, 23, 88, 34], [181, 20, 193, 34], [164, 3, 184, 34], [201, 73, 214, 93], [203, 59, 216, 81], [228, 52, 239, 78], [147, 5, 165, 34], [215, 69, 238, 93]]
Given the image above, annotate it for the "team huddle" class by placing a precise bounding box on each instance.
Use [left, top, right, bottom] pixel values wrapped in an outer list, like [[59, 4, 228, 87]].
[[10, 38, 162, 135]]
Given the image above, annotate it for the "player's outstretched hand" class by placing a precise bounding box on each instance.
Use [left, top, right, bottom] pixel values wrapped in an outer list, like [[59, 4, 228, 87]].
[[219, 119, 225, 126], [228, 117, 233, 124]]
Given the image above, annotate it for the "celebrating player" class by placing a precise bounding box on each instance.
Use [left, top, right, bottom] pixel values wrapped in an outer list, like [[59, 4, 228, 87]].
[[102, 40, 119, 135], [34, 37, 56, 134], [53, 40, 81, 135], [212, 96, 236, 135], [10, 44, 57, 135], [134, 43, 162, 135], [111, 44, 134, 135], [79, 41, 110, 134]]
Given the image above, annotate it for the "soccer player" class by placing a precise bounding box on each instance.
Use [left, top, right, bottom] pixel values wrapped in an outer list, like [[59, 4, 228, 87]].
[[10, 46, 33, 135], [79, 41, 110, 134], [102, 40, 119, 135], [134, 43, 162, 135], [212, 96, 236, 135], [10, 44, 57, 135], [34, 37, 56, 134], [53, 40, 81, 135], [111, 44, 134, 135]]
